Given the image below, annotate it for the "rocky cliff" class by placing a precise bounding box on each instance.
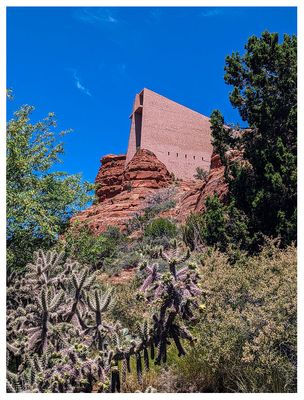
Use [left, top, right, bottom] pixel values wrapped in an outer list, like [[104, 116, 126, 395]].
[[71, 148, 232, 235]]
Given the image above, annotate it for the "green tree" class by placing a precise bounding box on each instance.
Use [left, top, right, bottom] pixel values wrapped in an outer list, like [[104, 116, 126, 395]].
[[7, 104, 93, 271], [144, 217, 177, 239], [210, 31, 297, 248], [183, 195, 249, 253], [56, 223, 123, 270]]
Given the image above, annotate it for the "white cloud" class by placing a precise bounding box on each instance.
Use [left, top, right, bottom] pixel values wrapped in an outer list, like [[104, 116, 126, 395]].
[[201, 8, 222, 18], [75, 8, 118, 25], [108, 15, 117, 23], [73, 71, 92, 96]]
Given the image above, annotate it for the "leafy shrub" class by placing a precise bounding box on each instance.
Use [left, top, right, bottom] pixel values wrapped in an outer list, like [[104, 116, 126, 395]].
[[126, 212, 148, 234], [144, 218, 177, 240], [108, 280, 147, 330], [126, 187, 177, 234], [144, 187, 177, 218], [125, 182, 133, 192], [57, 223, 122, 270], [194, 167, 208, 182], [103, 251, 142, 276], [183, 195, 250, 253], [182, 212, 205, 251], [158, 242, 296, 392]]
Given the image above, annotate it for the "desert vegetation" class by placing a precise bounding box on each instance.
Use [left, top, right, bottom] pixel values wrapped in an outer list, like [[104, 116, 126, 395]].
[[6, 31, 297, 393]]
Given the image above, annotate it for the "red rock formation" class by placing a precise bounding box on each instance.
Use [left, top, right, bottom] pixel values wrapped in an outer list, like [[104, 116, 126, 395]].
[[194, 150, 242, 212], [71, 148, 241, 235], [124, 149, 172, 189], [95, 154, 126, 202], [161, 150, 242, 220], [71, 149, 173, 234], [194, 153, 227, 212], [159, 180, 203, 222]]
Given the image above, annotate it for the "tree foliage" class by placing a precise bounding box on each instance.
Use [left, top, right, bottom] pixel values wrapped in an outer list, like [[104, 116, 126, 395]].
[[7, 104, 93, 271], [183, 195, 249, 253], [210, 31, 297, 249], [56, 224, 122, 270], [144, 218, 177, 239]]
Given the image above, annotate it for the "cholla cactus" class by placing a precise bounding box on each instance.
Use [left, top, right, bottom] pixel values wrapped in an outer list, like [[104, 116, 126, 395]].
[[160, 239, 191, 277], [135, 321, 151, 371], [6, 250, 118, 393], [110, 321, 153, 387], [140, 241, 201, 364], [7, 245, 201, 393], [139, 244, 161, 259], [84, 288, 113, 350], [140, 263, 160, 291]]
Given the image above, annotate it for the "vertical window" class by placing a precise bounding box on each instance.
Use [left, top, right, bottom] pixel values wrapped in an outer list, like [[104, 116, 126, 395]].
[[193, 155, 196, 160], [202, 156, 204, 160], [176, 153, 179, 157], [134, 111, 142, 148], [185, 154, 187, 158], [168, 151, 170, 156]]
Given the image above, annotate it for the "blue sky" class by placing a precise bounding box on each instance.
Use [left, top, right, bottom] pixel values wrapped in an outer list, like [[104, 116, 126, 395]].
[[7, 7, 297, 183]]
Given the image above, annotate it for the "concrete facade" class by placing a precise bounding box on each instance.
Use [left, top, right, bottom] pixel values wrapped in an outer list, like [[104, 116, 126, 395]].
[[126, 88, 213, 180]]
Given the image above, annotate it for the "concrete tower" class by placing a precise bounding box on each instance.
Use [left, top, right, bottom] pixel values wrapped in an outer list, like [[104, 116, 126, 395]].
[[126, 88, 213, 180]]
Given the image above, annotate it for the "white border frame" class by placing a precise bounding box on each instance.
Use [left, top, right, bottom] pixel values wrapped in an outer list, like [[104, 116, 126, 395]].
[[1, 1, 302, 399]]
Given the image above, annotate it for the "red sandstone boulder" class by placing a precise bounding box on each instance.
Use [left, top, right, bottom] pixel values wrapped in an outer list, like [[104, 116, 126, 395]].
[[95, 154, 126, 202], [124, 149, 172, 187]]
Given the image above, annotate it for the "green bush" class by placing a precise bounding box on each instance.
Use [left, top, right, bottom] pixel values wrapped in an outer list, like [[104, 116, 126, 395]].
[[194, 167, 208, 182], [157, 242, 296, 392], [143, 187, 177, 218], [126, 187, 177, 235], [183, 195, 250, 253], [57, 223, 123, 269], [144, 218, 177, 239], [108, 280, 146, 330], [103, 251, 142, 276]]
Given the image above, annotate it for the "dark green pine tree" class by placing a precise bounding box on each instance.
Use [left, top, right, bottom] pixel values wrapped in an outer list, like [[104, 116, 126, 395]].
[[210, 31, 297, 248]]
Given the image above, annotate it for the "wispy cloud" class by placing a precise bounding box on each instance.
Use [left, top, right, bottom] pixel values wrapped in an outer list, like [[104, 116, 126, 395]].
[[201, 8, 222, 18], [72, 70, 92, 96], [74, 8, 118, 25]]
